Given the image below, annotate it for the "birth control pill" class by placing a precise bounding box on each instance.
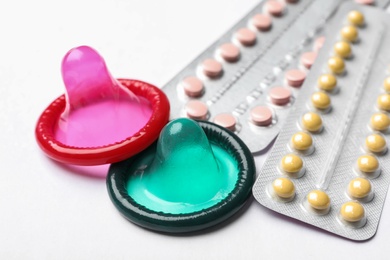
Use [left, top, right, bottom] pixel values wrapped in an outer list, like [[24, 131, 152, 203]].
[[370, 113, 390, 131], [354, 0, 375, 5], [291, 132, 313, 151], [235, 28, 256, 46], [181, 76, 204, 97], [300, 52, 317, 69], [272, 177, 295, 199], [340, 25, 359, 42], [213, 113, 237, 131], [383, 77, 390, 93], [265, 0, 285, 17], [311, 92, 331, 110], [348, 178, 372, 199], [317, 74, 337, 91], [357, 154, 379, 173], [285, 69, 306, 87], [185, 100, 209, 120], [280, 154, 303, 174], [301, 112, 322, 132], [377, 94, 390, 111], [218, 43, 240, 62], [251, 106, 273, 126], [252, 14, 272, 31], [313, 36, 325, 52], [269, 87, 292, 106], [201, 59, 222, 78], [328, 56, 345, 74], [365, 133, 387, 153], [307, 190, 330, 210], [348, 10, 365, 26], [334, 41, 352, 58], [340, 201, 365, 222]]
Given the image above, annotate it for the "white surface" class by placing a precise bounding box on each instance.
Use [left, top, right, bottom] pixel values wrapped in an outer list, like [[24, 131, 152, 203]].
[[1, 0, 390, 259]]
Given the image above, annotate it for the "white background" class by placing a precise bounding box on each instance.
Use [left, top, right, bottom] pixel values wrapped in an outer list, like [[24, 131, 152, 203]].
[[1, 0, 390, 259]]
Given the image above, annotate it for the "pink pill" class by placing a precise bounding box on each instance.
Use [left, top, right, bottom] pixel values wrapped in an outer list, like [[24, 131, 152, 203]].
[[251, 106, 273, 126], [269, 87, 292, 106], [181, 76, 204, 97], [235, 28, 257, 46], [265, 0, 285, 17], [219, 43, 240, 62], [300, 52, 317, 69], [355, 0, 375, 5], [201, 58, 223, 78], [213, 113, 237, 131], [285, 0, 299, 3], [313, 36, 325, 52], [252, 14, 272, 31], [185, 100, 209, 120], [285, 69, 306, 87]]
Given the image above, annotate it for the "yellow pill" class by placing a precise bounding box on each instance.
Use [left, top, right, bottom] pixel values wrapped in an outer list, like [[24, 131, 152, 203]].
[[318, 74, 337, 91], [348, 178, 372, 199], [311, 92, 331, 110], [357, 154, 379, 173], [307, 190, 330, 210], [383, 77, 390, 93], [370, 113, 390, 131], [280, 154, 303, 173], [348, 10, 365, 26], [291, 132, 313, 151], [334, 41, 352, 58], [340, 201, 365, 222], [301, 112, 322, 132], [328, 56, 345, 74], [377, 94, 390, 111], [365, 134, 387, 153], [340, 25, 358, 42], [272, 177, 295, 199]]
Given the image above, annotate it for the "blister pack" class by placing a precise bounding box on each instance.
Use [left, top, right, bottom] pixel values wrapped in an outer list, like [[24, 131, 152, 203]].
[[253, 2, 390, 240], [162, 0, 389, 153]]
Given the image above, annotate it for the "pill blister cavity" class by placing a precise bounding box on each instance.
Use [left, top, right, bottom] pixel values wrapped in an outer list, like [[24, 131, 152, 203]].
[[328, 56, 345, 74], [347, 177, 374, 202], [370, 113, 390, 131], [339, 201, 366, 228], [251, 106, 274, 126], [311, 92, 331, 111], [305, 190, 331, 215], [334, 41, 352, 59], [317, 74, 337, 92], [201, 58, 223, 78], [348, 10, 365, 26], [185, 100, 209, 120], [285, 69, 306, 87], [313, 36, 326, 53], [252, 14, 272, 31], [271, 177, 296, 201], [235, 28, 257, 46], [264, 0, 285, 17], [290, 131, 314, 154], [377, 94, 390, 111], [218, 43, 240, 62], [279, 154, 305, 178], [213, 113, 237, 131], [301, 112, 323, 132], [365, 133, 387, 154], [269, 87, 292, 106], [340, 25, 359, 42], [383, 77, 390, 93], [181, 76, 204, 97], [356, 154, 381, 178], [300, 52, 317, 69]]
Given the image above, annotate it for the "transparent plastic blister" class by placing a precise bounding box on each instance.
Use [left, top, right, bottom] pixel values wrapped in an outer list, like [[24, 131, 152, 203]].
[[253, 2, 390, 241], [162, 0, 390, 153]]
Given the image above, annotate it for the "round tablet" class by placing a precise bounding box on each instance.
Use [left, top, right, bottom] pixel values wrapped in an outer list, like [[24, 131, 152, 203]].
[[219, 43, 240, 62], [370, 112, 390, 131], [348, 177, 372, 199], [317, 74, 337, 91], [285, 69, 306, 87], [265, 0, 285, 17], [280, 154, 303, 174], [272, 177, 295, 199], [365, 133, 387, 153], [252, 14, 272, 31], [311, 92, 331, 110], [181, 76, 204, 97], [301, 112, 322, 132], [185, 100, 209, 120], [357, 154, 379, 173], [313, 36, 326, 52], [377, 94, 390, 111], [213, 113, 236, 131], [235, 28, 256, 46], [291, 132, 313, 151], [340, 201, 365, 222], [300, 52, 317, 69], [251, 106, 273, 126], [348, 10, 365, 26], [328, 56, 345, 74], [201, 59, 222, 78], [307, 190, 330, 210], [354, 0, 375, 5], [340, 25, 358, 42], [269, 87, 292, 106], [383, 77, 390, 93], [334, 41, 352, 58]]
